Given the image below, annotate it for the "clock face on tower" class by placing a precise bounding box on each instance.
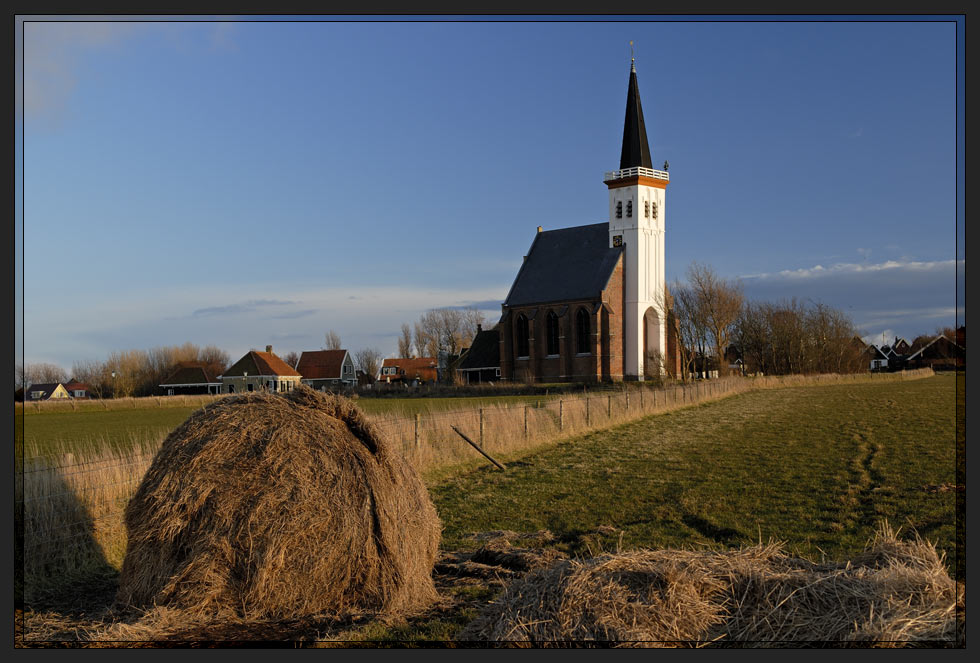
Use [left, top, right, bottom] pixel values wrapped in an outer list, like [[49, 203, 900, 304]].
[[613, 235, 623, 247]]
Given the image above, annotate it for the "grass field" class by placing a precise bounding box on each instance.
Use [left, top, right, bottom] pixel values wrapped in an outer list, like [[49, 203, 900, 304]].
[[16, 393, 561, 458], [17, 371, 960, 644], [430, 372, 959, 569]]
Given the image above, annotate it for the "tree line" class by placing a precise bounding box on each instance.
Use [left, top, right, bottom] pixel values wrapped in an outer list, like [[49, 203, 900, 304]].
[[669, 262, 867, 378]]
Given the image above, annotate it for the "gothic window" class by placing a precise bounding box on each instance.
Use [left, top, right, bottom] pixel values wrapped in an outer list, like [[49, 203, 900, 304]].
[[546, 311, 560, 356], [644, 200, 650, 218], [651, 201, 658, 220], [576, 308, 591, 354], [615, 201, 622, 218], [627, 200, 633, 218], [516, 314, 530, 358]]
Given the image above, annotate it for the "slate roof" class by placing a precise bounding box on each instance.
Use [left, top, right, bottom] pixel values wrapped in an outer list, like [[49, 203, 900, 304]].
[[620, 64, 653, 169], [160, 364, 220, 386], [503, 223, 623, 307], [296, 349, 349, 380], [26, 383, 65, 399], [458, 327, 500, 370], [223, 350, 301, 378]]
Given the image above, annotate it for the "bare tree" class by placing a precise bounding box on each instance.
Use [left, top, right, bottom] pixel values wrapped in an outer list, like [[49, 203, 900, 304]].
[[397, 323, 414, 358], [324, 330, 342, 351], [21, 362, 69, 387], [280, 351, 300, 369], [671, 280, 707, 380], [686, 262, 744, 377], [413, 319, 438, 358], [353, 348, 384, 379]]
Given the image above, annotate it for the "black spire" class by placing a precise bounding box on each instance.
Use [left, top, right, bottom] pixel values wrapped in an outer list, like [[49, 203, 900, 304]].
[[619, 62, 653, 170]]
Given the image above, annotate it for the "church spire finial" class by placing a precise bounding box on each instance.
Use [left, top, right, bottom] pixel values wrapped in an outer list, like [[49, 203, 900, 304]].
[[630, 40, 635, 71], [619, 50, 652, 170]]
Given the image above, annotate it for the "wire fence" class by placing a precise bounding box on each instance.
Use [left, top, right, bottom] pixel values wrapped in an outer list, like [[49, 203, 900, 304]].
[[16, 368, 935, 595]]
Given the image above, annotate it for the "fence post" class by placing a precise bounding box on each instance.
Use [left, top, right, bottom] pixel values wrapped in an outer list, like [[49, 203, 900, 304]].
[[586, 396, 591, 426], [559, 400, 564, 431], [479, 408, 485, 447], [607, 394, 612, 418], [524, 405, 528, 440], [640, 388, 644, 410], [626, 390, 630, 411], [414, 413, 421, 449]]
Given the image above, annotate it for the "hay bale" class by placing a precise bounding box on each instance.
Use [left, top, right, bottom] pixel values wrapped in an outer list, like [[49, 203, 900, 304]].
[[458, 525, 962, 646], [116, 386, 441, 620]]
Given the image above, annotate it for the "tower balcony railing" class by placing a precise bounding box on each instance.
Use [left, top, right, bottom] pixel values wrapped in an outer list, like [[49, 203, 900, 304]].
[[603, 166, 669, 182]]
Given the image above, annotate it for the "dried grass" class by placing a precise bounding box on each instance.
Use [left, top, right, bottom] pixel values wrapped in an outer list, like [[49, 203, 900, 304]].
[[458, 523, 962, 647], [115, 386, 441, 621]]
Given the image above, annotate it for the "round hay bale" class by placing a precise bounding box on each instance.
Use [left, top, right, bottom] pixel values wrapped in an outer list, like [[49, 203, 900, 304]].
[[116, 386, 441, 620], [458, 527, 961, 646]]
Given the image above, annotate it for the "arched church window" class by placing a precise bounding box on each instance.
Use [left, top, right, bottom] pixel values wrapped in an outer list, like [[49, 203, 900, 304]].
[[651, 201, 658, 220], [627, 200, 633, 218], [516, 314, 530, 358], [546, 311, 560, 356], [644, 200, 650, 218], [615, 201, 622, 218], [576, 308, 591, 355]]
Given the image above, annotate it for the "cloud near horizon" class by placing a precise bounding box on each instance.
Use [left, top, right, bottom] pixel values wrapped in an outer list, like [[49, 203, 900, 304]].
[[737, 258, 963, 339]]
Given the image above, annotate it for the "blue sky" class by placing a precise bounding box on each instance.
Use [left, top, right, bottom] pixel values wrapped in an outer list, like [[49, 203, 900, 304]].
[[15, 16, 964, 370]]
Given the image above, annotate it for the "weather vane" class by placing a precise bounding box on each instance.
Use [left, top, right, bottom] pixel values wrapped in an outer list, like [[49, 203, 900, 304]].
[[630, 40, 635, 67]]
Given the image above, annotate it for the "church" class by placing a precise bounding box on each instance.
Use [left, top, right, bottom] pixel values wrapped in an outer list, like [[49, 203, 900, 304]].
[[498, 59, 680, 383]]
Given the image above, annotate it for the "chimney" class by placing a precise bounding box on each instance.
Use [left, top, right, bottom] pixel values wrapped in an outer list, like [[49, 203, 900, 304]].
[[477, 323, 482, 333], [537, 226, 543, 233], [266, 345, 273, 354]]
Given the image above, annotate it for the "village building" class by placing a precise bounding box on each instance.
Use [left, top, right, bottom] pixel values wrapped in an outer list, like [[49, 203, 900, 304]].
[[295, 349, 357, 390], [221, 345, 302, 394], [378, 357, 439, 385], [159, 362, 222, 396], [498, 59, 680, 383], [25, 382, 71, 401], [456, 324, 501, 384], [63, 379, 93, 399]]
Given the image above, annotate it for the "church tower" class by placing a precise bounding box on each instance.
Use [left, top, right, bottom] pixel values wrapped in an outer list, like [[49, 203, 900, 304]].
[[604, 58, 669, 379]]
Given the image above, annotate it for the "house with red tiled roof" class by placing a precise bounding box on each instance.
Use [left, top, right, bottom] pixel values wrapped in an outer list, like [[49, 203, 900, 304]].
[[221, 345, 302, 394], [159, 362, 222, 396], [296, 349, 357, 390], [63, 379, 93, 399], [378, 357, 439, 385]]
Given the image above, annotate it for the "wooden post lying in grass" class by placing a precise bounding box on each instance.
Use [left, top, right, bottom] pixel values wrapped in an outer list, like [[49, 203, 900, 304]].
[[451, 425, 505, 471]]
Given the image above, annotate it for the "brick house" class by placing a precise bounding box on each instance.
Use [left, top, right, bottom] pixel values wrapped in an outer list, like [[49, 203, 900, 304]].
[[378, 357, 438, 385], [296, 349, 357, 390], [221, 345, 301, 394], [498, 59, 680, 383]]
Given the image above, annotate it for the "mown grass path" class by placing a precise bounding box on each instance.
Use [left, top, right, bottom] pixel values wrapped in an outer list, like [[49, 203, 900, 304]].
[[431, 374, 958, 573]]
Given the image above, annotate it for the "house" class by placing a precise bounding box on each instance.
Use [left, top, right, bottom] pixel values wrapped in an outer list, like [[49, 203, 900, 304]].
[[456, 324, 501, 384], [378, 357, 439, 385], [63, 380, 93, 399], [25, 383, 70, 401], [356, 370, 375, 387], [905, 335, 964, 371], [296, 349, 357, 390], [865, 344, 889, 371], [497, 59, 680, 383], [221, 345, 302, 394], [159, 362, 222, 395]]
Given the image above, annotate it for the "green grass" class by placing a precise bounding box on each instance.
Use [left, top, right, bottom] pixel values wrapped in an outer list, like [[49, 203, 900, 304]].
[[430, 373, 959, 570], [16, 393, 560, 459]]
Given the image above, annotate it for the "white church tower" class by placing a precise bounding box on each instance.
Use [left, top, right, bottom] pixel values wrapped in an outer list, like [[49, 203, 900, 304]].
[[604, 57, 669, 380]]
